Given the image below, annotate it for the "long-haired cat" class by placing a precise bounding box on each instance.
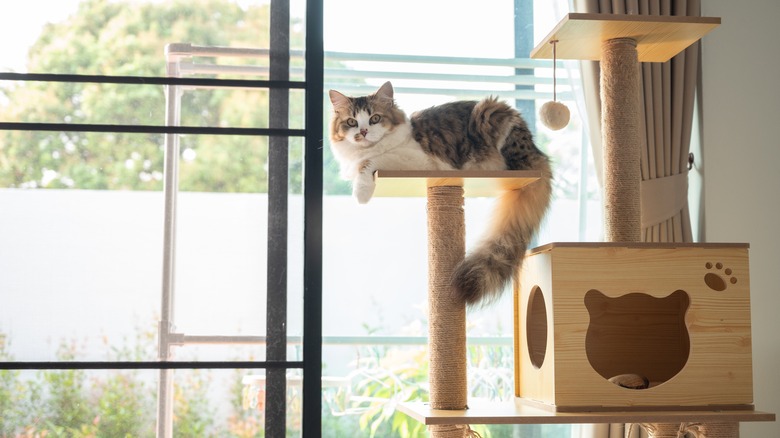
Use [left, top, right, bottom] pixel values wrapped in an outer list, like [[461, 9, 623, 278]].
[[328, 81, 552, 306]]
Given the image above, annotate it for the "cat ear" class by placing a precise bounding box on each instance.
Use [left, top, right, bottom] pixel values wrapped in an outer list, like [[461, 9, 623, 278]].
[[328, 89, 350, 108], [375, 81, 394, 100]]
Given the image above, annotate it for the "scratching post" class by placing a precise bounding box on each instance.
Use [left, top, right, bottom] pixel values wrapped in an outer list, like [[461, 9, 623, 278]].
[[426, 185, 468, 437], [641, 423, 685, 438], [601, 37, 642, 242], [686, 423, 740, 438], [640, 422, 740, 438]]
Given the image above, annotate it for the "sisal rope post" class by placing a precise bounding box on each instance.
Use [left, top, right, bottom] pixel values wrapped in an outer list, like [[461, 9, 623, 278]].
[[639, 422, 740, 438], [640, 422, 686, 438], [601, 37, 642, 242], [685, 422, 740, 438], [426, 185, 468, 438]]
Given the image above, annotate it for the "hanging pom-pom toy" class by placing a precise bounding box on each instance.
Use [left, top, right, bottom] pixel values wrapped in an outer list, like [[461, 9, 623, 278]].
[[539, 39, 570, 131], [540, 100, 570, 131]]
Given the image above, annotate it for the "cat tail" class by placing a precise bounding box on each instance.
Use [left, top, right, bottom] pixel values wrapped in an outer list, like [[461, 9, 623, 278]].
[[451, 156, 552, 307]]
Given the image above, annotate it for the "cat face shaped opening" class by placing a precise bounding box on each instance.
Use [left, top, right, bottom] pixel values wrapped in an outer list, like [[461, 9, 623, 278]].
[[584, 289, 690, 390]]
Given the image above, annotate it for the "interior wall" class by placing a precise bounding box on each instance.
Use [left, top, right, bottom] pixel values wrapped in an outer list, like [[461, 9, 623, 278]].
[[701, 0, 780, 435]]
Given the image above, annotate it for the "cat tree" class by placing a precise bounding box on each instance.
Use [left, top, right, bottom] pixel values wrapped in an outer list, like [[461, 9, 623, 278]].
[[388, 12, 775, 438]]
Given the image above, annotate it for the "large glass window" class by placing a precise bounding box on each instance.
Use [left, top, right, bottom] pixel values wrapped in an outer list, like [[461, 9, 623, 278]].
[[1, 0, 318, 436]]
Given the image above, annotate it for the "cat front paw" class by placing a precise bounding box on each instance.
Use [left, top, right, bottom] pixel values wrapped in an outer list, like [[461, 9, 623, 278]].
[[353, 176, 376, 204]]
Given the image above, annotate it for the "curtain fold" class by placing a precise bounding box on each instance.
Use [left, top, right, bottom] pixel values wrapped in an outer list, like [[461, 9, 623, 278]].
[[574, 0, 700, 245]]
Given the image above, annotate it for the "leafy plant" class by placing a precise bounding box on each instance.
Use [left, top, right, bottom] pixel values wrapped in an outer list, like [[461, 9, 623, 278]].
[[173, 369, 216, 438], [41, 341, 94, 434], [353, 347, 429, 438], [0, 326, 227, 437], [0, 334, 39, 436]]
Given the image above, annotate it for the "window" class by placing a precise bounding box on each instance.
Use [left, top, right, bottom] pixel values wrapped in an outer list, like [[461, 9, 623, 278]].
[[1, 0, 600, 437], [1, 0, 321, 436]]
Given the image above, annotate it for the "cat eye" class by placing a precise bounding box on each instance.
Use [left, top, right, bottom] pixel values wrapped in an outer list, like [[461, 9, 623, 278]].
[[346, 118, 357, 127], [369, 114, 382, 124]]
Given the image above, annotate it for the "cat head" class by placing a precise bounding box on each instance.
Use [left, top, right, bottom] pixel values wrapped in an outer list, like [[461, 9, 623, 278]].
[[328, 81, 406, 147]]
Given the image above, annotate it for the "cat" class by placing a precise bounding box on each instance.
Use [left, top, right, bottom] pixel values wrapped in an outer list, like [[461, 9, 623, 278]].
[[328, 81, 552, 306]]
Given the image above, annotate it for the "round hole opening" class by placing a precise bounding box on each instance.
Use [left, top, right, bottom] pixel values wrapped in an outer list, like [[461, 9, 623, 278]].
[[526, 285, 548, 369]]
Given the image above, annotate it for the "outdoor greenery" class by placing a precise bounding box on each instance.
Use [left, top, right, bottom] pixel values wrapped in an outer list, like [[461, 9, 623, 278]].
[[2, 326, 540, 438], [0, 0, 316, 194], [0, 328, 242, 437]]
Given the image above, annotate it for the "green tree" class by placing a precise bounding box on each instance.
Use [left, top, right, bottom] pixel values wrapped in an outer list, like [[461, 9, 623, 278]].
[[0, 0, 310, 193]]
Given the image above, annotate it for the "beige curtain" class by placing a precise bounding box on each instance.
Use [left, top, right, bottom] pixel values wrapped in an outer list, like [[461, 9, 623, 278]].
[[574, 0, 700, 244], [571, 0, 701, 436]]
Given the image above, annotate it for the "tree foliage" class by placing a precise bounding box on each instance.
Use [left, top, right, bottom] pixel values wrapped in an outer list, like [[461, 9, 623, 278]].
[[0, 0, 308, 193]]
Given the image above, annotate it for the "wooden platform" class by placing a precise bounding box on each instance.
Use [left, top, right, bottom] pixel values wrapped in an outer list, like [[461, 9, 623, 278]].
[[530, 13, 720, 62], [399, 399, 776, 426], [373, 170, 541, 198]]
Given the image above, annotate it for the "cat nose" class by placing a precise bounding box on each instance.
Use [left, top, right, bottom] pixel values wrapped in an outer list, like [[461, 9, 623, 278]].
[[360, 128, 368, 136]]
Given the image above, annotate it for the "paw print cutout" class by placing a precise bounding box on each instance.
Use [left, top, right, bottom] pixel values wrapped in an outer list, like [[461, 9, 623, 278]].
[[704, 262, 737, 291]]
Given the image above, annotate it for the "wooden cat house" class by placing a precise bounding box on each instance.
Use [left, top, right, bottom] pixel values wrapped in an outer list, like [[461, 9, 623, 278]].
[[514, 242, 753, 412]]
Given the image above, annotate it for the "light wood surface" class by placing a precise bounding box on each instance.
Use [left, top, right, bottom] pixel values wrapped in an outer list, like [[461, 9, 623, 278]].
[[372, 170, 541, 198], [515, 244, 754, 410], [399, 399, 775, 426], [530, 13, 720, 62], [528, 242, 750, 252]]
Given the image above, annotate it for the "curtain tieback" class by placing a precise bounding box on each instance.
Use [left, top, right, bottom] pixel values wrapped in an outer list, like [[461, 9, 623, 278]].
[[640, 171, 688, 229]]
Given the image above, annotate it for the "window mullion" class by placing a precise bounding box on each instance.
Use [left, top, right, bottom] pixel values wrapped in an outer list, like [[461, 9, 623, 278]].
[[514, 0, 536, 129], [302, 0, 325, 435], [266, 0, 291, 436]]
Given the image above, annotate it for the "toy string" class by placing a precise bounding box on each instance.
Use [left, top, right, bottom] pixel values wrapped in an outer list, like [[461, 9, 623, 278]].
[[551, 39, 559, 102]]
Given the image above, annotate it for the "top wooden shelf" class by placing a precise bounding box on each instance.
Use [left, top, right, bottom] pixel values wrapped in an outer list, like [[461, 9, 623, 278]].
[[372, 170, 541, 198], [530, 13, 720, 62]]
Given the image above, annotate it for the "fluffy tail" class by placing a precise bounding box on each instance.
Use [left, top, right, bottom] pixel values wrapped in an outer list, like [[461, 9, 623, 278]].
[[451, 155, 552, 306]]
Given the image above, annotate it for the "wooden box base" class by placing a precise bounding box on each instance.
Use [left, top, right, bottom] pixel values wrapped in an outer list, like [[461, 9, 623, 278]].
[[514, 243, 753, 412]]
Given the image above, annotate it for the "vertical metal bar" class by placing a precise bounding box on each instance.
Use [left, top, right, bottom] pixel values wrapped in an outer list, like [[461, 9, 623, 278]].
[[302, 0, 324, 435], [514, 0, 536, 128], [266, 0, 290, 436], [514, 0, 539, 250], [157, 50, 182, 438]]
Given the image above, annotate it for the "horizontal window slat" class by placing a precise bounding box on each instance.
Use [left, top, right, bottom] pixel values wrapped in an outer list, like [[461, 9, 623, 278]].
[[0, 122, 304, 136], [0, 72, 305, 89], [0, 360, 304, 370]]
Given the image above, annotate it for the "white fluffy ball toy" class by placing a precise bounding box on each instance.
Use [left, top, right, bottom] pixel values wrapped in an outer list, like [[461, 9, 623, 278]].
[[539, 100, 570, 131], [538, 39, 570, 131]]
